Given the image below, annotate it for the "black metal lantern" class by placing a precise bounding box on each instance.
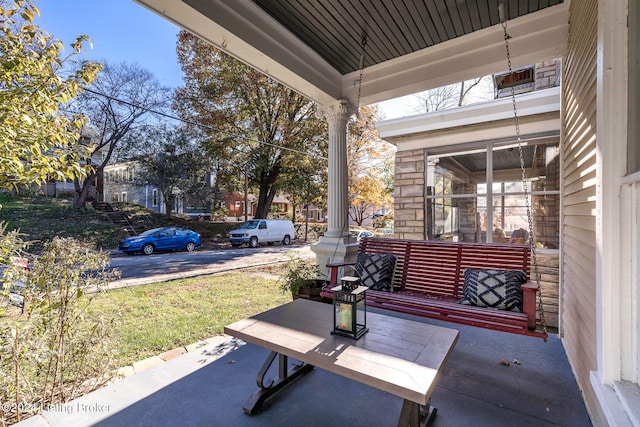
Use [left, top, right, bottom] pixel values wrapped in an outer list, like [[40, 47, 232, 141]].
[[331, 276, 368, 340]]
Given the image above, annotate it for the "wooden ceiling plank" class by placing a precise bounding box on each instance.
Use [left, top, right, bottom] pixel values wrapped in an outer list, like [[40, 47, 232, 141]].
[[465, 0, 483, 30], [432, 0, 459, 39], [508, 0, 519, 20], [476, 0, 493, 27], [260, 0, 350, 73], [341, 0, 398, 64], [367, 0, 414, 57], [424, 0, 452, 42], [528, 0, 541, 13], [320, 1, 384, 70], [299, 1, 362, 73], [444, 0, 467, 37], [454, 0, 476, 33], [388, 0, 427, 51], [402, 0, 437, 46], [518, 0, 529, 16]]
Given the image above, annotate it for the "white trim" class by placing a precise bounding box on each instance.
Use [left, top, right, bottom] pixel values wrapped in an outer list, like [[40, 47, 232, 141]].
[[591, 371, 637, 426], [596, 0, 628, 386], [378, 87, 560, 135]]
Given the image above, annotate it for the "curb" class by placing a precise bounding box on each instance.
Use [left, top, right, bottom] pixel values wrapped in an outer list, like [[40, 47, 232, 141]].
[[112, 335, 232, 383]]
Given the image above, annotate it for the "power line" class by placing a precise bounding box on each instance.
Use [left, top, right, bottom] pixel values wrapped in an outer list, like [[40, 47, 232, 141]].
[[80, 87, 327, 160]]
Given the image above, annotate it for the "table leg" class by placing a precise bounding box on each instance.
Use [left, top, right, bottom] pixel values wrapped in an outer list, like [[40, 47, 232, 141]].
[[397, 399, 436, 427], [243, 350, 314, 415]]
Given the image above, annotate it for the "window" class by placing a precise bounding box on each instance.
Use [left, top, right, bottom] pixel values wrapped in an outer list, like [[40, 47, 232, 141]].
[[494, 65, 535, 98], [121, 192, 127, 203], [152, 189, 158, 207], [127, 167, 134, 182], [112, 193, 119, 202], [425, 139, 560, 248]]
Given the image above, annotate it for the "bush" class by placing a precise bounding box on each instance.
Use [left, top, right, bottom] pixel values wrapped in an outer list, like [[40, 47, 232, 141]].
[[279, 253, 321, 295], [0, 236, 120, 425]]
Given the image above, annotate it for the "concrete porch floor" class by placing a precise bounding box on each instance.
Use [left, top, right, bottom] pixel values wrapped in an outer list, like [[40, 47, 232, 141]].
[[18, 305, 591, 427]]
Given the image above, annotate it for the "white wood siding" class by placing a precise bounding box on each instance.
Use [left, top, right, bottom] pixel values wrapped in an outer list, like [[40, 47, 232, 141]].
[[561, 0, 599, 419]]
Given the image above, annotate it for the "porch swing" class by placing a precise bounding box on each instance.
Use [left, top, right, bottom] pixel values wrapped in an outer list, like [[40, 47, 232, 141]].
[[323, 1, 548, 341]]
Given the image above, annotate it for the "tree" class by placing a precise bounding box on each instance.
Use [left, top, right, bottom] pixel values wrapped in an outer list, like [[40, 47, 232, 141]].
[[280, 136, 328, 238], [0, 3, 117, 422], [174, 31, 327, 218], [347, 105, 395, 226], [412, 77, 493, 113], [0, 0, 101, 190], [130, 125, 214, 217], [71, 62, 172, 208]]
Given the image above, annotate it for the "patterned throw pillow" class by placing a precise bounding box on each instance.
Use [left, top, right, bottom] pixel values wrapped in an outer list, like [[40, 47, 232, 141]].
[[459, 269, 526, 312], [354, 253, 396, 292]]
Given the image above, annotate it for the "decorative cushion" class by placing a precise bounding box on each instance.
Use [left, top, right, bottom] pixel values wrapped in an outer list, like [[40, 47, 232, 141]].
[[459, 269, 526, 312], [354, 252, 396, 292]]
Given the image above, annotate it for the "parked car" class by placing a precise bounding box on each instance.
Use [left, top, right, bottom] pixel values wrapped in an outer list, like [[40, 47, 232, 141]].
[[119, 227, 202, 255], [350, 229, 374, 242], [229, 219, 295, 248]]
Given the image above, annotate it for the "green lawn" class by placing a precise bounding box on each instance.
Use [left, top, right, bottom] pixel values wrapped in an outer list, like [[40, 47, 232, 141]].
[[88, 271, 291, 366]]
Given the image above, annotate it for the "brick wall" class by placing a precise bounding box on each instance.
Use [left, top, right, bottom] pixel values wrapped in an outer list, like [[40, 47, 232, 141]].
[[393, 149, 425, 239], [535, 59, 561, 90]]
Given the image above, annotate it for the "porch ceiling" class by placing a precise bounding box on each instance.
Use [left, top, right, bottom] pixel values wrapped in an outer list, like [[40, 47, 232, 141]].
[[251, 0, 564, 76], [134, 0, 568, 105]]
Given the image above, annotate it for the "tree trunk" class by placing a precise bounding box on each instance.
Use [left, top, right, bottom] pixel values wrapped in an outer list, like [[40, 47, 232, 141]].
[[254, 164, 281, 218], [255, 181, 277, 218], [163, 194, 174, 217], [73, 173, 97, 208]]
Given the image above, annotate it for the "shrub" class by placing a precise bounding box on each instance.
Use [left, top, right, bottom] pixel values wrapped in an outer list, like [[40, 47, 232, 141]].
[[279, 253, 321, 296], [0, 236, 120, 425]]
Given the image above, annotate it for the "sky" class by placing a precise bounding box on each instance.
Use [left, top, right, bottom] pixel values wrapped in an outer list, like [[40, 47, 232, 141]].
[[35, 0, 184, 89], [34, 0, 413, 118]]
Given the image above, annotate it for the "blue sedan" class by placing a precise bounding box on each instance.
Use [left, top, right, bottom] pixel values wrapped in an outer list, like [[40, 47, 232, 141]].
[[119, 227, 202, 255]]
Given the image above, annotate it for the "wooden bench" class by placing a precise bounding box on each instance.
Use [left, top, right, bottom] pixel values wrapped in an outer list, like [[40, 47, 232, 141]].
[[322, 237, 548, 341]]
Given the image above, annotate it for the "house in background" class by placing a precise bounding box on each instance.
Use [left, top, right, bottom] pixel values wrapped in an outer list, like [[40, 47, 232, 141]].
[[42, 127, 104, 199], [297, 203, 325, 223], [102, 161, 212, 218], [103, 162, 318, 222]]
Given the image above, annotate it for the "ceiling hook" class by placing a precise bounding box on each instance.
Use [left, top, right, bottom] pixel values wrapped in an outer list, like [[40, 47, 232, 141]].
[[498, 0, 506, 23]]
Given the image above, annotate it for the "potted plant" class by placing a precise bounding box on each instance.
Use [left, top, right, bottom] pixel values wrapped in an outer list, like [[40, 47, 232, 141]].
[[279, 253, 324, 300]]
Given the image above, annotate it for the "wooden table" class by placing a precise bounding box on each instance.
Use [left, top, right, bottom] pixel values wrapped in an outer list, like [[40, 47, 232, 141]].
[[224, 299, 459, 427]]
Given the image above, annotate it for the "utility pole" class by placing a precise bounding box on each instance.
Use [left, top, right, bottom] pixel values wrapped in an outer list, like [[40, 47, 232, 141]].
[[244, 163, 249, 221]]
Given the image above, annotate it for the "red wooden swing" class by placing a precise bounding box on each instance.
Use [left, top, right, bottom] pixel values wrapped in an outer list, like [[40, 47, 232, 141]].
[[322, 2, 548, 340]]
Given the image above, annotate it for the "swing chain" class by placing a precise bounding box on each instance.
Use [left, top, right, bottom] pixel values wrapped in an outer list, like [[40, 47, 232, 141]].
[[354, 34, 367, 118], [501, 18, 547, 334]]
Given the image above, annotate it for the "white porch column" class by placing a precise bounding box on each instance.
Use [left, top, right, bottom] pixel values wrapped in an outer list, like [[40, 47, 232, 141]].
[[312, 99, 359, 276]]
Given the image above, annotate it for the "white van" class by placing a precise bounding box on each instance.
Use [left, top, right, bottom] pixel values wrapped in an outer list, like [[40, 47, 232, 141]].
[[229, 219, 295, 248]]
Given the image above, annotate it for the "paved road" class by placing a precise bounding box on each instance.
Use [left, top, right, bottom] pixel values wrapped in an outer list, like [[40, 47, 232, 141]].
[[108, 244, 314, 289]]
